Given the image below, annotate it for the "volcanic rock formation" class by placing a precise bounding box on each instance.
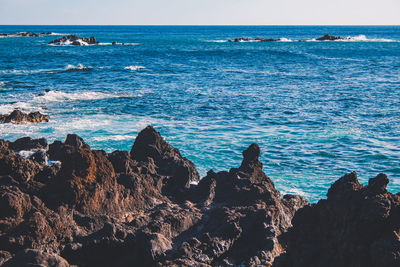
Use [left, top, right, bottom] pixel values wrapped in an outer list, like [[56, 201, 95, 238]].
[[316, 34, 344, 41], [0, 126, 398, 267], [48, 35, 99, 46], [0, 110, 49, 124], [273, 172, 400, 267]]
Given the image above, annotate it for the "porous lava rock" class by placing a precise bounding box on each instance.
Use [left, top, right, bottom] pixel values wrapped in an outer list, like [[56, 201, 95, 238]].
[[273, 172, 400, 267], [0, 110, 49, 124], [1, 125, 396, 267]]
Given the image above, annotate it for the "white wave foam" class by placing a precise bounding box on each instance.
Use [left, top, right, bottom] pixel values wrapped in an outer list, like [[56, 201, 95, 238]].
[[93, 135, 135, 141], [0, 68, 59, 75], [124, 66, 146, 71], [342, 35, 397, 42], [98, 42, 140, 46], [33, 90, 123, 103], [65, 64, 93, 71], [207, 38, 292, 43], [0, 102, 45, 114], [49, 32, 66, 36], [278, 38, 293, 42], [49, 39, 90, 46], [206, 40, 228, 43], [307, 35, 398, 42], [18, 150, 36, 158]]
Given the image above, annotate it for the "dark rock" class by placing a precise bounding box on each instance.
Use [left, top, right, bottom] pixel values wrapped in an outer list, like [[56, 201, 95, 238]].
[[2, 249, 69, 267], [20, 32, 40, 37], [0, 110, 49, 124], [316, 34, 344, 41], [9, 137, 48, 151], [130, 126, 200, 199], [0, 251, 11, 265], [228, 37, 280, 42], [273, 172, 400, 267], [48, 35, 100, 46], [1, 125, 396, 267]]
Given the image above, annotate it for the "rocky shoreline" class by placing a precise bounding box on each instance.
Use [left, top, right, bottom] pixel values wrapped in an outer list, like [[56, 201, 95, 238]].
[[0, 126, 399, 266]]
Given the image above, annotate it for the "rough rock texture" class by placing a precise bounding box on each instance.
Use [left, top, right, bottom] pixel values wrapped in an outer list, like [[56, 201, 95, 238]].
[[48, 35, 99, 46], [0, 110, 50, 124], [273, 172, 400, 267], [316, 34, 344, 41], [1, 125, 397, 267], [0, 126, 308, 266]]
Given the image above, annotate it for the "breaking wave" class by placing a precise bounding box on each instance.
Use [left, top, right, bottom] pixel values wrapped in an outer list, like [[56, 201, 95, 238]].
[[65, 64, 93, 72], [124, 66, 146, 71]]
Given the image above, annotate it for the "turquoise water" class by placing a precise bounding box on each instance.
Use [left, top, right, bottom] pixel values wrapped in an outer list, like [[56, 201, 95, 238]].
[[0, 26, 399, 202]]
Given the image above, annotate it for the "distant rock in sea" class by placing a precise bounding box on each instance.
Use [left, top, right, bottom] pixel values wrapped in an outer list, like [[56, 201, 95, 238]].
[[228, 37, 280, 42], [48, 35, 127, 46], [316, 34, 344, 41], [48, 35, 99, 46], [0, 32, 54, 38], [0, 109, 50, 124], [0, 126, 398, 266]]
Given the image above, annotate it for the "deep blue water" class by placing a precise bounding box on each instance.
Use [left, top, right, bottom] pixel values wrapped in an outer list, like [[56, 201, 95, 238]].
[[0, 26, 399, 202]]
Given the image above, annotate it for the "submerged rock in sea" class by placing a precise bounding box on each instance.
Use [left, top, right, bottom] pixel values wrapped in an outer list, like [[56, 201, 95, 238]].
[[316, 34, 344, 41], [0, 125, 398, 266], [273, 172, 400, 267], [48, 35, 99, 46], [0, 110, 49, 124]]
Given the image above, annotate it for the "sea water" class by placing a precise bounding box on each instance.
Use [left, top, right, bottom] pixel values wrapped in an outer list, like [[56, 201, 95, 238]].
[[0, 25, 399, 202]]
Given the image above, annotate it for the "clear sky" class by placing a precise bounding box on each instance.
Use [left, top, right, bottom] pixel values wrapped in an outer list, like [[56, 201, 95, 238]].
[[0, 0, 399, 25]]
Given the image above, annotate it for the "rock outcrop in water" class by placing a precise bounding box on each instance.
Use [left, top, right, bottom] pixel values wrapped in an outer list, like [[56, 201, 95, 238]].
[[0, 110, 49, 124], [316, 34, 344, 41], [0, 32, 53, 38], [0, 126, 398, 266], [48, 35, 99, 46], [228, 37, 280, 42]]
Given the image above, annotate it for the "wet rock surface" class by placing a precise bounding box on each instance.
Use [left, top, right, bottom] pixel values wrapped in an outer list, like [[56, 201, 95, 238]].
[[0, 126, 398, 266], [0, 110, 50, 124], [316, 34, 344, 41], [49, 35, 99, 46]]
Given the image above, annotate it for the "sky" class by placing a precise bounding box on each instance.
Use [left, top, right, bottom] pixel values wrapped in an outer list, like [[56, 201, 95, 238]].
[[0, 0, 399, 25]]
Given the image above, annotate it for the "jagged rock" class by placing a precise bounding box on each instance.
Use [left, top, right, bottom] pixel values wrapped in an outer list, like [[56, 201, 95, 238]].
[[130, 126, 200, 199], [48, 35, 99, 46], [2, 249, 70, 267], [273, 172, 400, 267], [316, 34, 344, 41], [0, 110, 49, 124], [0, 251, 11, 265], [9, 137, 48, 151], [3, 126, 396, 267]]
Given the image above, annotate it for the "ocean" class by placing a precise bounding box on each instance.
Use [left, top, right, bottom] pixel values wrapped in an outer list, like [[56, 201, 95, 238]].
[[0, 25, 399, 202]]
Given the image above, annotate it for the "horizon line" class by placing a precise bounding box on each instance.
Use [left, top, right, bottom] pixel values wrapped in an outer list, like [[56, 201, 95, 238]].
[[1, 24, 399, 27]]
